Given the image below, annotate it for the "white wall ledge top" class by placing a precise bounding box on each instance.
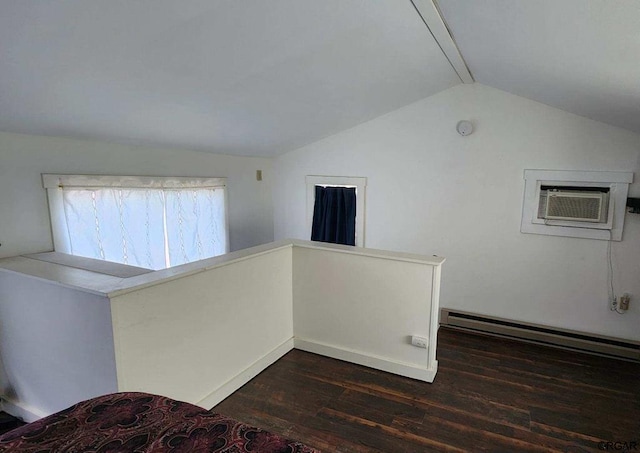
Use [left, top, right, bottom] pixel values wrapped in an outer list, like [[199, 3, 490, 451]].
[[289, 239, 445, 266], [0, 239, 445, 298], [0, 256, 127, 297]]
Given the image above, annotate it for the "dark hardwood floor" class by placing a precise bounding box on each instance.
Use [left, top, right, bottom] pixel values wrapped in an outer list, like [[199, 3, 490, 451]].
[[215, 327, 640, 452]]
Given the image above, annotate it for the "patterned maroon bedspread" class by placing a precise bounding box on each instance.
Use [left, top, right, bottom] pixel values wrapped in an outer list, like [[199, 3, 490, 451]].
[[0, 392, 320, 452]]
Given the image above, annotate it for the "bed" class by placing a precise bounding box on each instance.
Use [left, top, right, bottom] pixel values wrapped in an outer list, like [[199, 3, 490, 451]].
[[0, 392, 319, 452]]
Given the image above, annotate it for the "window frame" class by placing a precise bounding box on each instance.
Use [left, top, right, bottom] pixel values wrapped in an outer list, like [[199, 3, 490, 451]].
[[306, 175, 367, 247], [42, 174, 230, 261], [520, 170, 633, 241]]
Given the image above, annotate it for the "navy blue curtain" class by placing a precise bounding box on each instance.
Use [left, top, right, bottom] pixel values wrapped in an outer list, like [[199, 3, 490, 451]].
[[311, 186, 356, 246]]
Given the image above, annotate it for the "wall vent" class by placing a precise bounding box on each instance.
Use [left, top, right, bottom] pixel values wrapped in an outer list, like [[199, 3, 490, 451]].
[[440, 309, 640, 361], [544, 190, 607, 223]]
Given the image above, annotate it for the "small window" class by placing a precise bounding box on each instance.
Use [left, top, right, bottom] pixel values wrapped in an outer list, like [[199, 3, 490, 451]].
[[306, 176, 366, 247], [43, 175, 229, 269], [521, 170, 633, 241]]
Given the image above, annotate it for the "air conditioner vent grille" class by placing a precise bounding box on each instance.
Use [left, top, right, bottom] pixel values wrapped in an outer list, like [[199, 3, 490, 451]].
[[545, 191, 606, 222]]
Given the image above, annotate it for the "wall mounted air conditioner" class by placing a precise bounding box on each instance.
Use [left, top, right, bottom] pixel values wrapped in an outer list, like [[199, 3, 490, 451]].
[[544, 190, 608, 223], [521, 170, 633, 241]]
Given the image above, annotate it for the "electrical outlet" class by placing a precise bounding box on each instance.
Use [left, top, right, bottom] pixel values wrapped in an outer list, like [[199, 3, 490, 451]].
[[619, 293, 631, 311], [411, 335, 428, 349]]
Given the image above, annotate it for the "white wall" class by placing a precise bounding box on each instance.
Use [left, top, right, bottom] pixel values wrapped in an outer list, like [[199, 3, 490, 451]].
[[0, 271, 118, 420], [0, 131, 274, 258], [274, 83, 640, 341], [109, 246, 294, 408], [293, 245, 441, 381]]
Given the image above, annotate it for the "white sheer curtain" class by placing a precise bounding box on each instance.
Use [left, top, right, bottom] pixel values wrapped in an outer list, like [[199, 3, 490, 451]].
[[62, 187, 227, 270], [164, 188, 227, 267]]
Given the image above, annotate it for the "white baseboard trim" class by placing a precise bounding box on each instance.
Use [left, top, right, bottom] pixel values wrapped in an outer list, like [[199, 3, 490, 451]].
[[294, 338, 438, 383], [197, 338, 294, 409], [1, 396, 48, 423]]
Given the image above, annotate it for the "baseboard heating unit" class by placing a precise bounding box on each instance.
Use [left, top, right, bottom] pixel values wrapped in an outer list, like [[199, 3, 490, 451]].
[[440, 309, 640, 361]]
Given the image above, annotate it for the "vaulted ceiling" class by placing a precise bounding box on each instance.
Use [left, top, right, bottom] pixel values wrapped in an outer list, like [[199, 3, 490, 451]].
[[0, 0, 460, 157], [0, 1, 638, 158], [436, 0, 640, 137]]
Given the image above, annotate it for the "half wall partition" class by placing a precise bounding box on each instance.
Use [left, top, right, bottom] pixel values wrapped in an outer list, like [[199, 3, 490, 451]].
[[0, 240, 444, 421]]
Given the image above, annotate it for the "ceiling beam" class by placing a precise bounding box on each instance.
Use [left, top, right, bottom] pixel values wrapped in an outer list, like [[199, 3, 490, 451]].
[[411, 0, 474, 84]]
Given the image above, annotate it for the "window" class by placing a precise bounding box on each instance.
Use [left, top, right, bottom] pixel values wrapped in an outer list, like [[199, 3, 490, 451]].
[[311, 186, 357, 246], [520, 170, 633, 241], [306, 176, 366, 247], [43, 175, 229, 269]]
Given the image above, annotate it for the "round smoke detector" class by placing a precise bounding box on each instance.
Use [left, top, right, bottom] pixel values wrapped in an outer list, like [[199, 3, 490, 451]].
[[456, 120, 474, 136]]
